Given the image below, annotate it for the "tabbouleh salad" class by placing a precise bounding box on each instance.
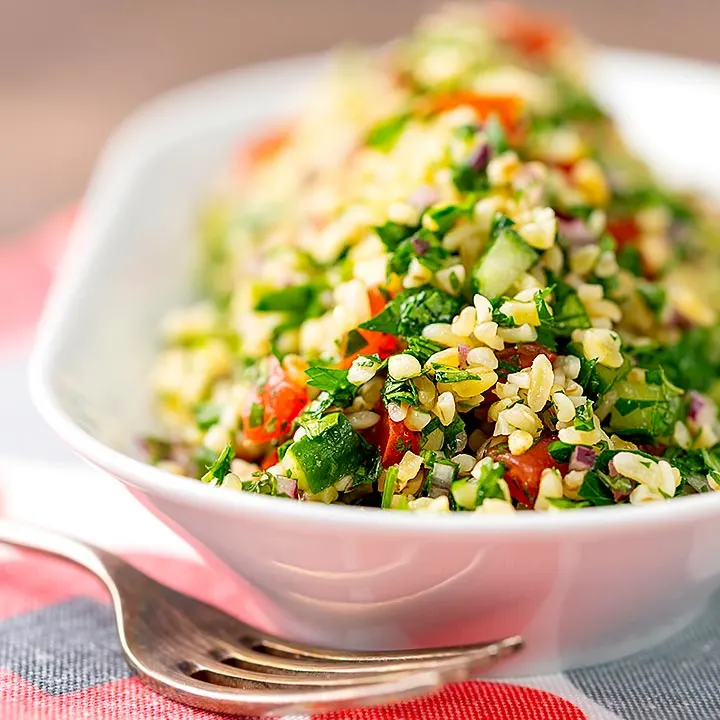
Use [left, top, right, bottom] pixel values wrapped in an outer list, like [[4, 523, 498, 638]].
[[147, 4, 720, 514]]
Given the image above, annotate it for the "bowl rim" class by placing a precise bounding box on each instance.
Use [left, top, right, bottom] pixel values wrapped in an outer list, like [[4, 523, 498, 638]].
[[29, 48, 720, 538]]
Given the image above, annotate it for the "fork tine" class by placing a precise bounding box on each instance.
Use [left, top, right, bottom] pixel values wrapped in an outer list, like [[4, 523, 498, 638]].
[[146, 664, 457, 717], [213, 635, 523, 675], [245, 634, 523, 663], [190, 636, 521, 688]]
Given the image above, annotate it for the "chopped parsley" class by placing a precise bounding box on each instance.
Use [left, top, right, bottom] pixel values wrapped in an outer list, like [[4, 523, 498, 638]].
[[360, 287, 463, 338], [574, 399, 595, 431], [200, 444, 233, 485], [304, 366, 357, 408], [248, 402, 265, 429], [432, 366, 483, 383], [577, 471, 614, 506], [405, 336, 444, 363], [366, 114, 410, 151], [193, 402, 221, 431], [382, 377, 420, 407], [375, 221, 417, 250]]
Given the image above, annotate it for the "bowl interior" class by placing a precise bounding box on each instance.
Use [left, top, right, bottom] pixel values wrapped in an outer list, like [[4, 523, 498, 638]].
[[32, 49, 720, 463]]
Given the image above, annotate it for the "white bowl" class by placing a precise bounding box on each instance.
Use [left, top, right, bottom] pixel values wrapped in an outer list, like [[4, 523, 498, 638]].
[[30, 49, 720, 676]]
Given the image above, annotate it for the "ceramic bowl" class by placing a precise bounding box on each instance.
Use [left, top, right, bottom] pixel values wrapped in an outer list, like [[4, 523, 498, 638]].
[[30, 49, 720, 675]]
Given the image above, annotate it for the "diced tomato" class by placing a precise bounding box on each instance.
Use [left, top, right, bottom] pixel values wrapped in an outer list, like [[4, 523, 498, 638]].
[[489, 435, 567, 508], [368, 286, 390, 316], [339, 287, 400, 368], [366, 413, 421, 468], [242, 359, 308, 444], [428, 92, 523, 131], [496, 342, 557, 379], [607, 217, 641, 249], [236, 125, 291, 171], [340, 330, 399, 369], [486, 2, 566, 61], [261, 450, 279, 470]]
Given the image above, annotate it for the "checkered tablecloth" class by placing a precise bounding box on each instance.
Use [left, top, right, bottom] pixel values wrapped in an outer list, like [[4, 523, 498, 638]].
[[1, 211, 720, 719]]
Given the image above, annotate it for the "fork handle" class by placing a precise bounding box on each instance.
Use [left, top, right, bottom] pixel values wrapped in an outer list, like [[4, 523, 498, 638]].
[[0, 519, 126, 595]]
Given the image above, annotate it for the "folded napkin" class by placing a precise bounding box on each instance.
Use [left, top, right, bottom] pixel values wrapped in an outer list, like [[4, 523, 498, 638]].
[[1, 212, 719, 719]]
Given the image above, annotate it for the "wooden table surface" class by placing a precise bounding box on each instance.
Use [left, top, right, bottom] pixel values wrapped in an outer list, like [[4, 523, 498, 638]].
[[2, 0, 719, 237]]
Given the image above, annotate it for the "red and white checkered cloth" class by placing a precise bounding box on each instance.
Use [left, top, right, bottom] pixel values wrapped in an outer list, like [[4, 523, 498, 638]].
[[1, 210, 719, 719]]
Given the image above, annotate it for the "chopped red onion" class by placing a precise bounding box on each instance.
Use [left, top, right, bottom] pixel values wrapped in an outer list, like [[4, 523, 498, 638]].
[[557, 217, 595, 247], [569, 445, 596, 472], [408, 186, 439, 211], [411, 235, 431, 255], [468, 143, 490, 172], [608, 459, 619, 477], [458, 344, 470, 369], [688, 391, 710, 424], [276, 475, 298, 499]]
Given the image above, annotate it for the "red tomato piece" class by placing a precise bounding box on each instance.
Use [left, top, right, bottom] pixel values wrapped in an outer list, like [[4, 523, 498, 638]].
[[429, 92, 523, 131], [607, 218, 641, 249], [496, 342, 557, 379], [489, 435, 567, 508], [242, 359, 308, 444], [236, 124, 291, 172], [260, 450, 279, 470], [366, 413, 421, 468], [486, 2, 567, 61], [340, 287, 399, 368]]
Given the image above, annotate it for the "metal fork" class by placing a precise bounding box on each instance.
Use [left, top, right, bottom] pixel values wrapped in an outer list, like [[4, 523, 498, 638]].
[[0, 520, 522, 716]]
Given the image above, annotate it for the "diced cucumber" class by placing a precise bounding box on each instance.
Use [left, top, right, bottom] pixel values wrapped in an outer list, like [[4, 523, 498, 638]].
[[284, 413, 381, 494], [609, 370, 682, 438], [471, 228, 538, 298], [451, 478, 477, 510]]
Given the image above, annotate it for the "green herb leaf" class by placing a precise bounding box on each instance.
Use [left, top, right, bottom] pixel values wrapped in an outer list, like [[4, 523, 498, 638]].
[[632, 325, 720, 393], [381, 465, 399, 509], [578, 470, 614, 506], [345, 329, 368, 356], [304, 366, 356, 409], [405, 336, 444, 364], [193, 402, 220, 431], [548, 440, 575, 463], [383, 377, 420, 408], [617, 245, 643, 276], [475, 458, 507, 507], [432, 365, 482, 383], [423, 204, 470, 234], [254, 285, 317, 313], [366, 114, 409, 151], [574, 399, 595, 431], [375, 221, 417, 250], [200, 444, 233, 485], [637, 281, 666, 316], [249, 402, 265, 429], [614, 398, 658, 416], [396, 287, 464, 337], [486, 115, 509, 154]]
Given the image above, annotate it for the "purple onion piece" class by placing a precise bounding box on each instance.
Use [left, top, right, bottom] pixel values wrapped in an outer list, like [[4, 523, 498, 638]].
[[688, 391, 710, 423], [608, 458, 619, 477], [276, 475, 298, 499], [408, 186, 439, 212], [557, 217, 595, 247], [458, 344, 470, 369], [411, 235, 431, 256], [468, 143, 490, 172], [569, 445, 597, 472]]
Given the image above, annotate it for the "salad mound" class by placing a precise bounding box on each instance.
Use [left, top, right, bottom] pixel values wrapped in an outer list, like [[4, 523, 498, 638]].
[[147, 4, 720, 514]]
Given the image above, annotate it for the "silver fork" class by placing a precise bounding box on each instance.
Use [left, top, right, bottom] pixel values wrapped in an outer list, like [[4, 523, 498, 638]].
[[0, 520, 522, 716]]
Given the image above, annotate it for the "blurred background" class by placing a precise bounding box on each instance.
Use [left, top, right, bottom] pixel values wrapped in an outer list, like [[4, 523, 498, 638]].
[[2, 0, 720, 238]]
